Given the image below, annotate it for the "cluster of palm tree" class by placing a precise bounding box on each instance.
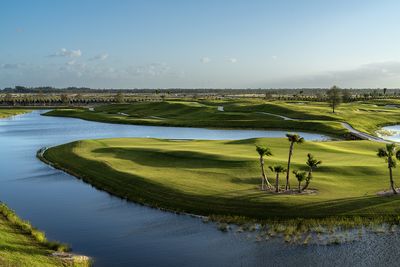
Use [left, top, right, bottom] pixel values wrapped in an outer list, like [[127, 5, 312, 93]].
[[256, 133, 322, 193], [377, 143, 400, 194]]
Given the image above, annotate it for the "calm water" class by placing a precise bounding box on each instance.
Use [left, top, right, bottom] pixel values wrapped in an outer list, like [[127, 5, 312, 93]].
[[0, 111, 398, 267]]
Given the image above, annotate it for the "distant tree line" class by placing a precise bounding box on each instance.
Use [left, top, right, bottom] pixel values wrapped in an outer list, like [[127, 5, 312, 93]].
[[2, 86, 400, 98], [0, 92, 163, 106], [1, 86, 400, 106]]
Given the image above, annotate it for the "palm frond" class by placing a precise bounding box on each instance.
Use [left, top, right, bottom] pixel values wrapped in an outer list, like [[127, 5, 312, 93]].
[[377, 148, 388, 158]]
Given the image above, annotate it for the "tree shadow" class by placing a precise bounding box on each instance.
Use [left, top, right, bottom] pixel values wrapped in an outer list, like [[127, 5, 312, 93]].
[[92, 147, 251, 169]]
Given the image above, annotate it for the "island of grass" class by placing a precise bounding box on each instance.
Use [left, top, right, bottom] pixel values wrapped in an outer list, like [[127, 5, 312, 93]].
[[44, 99, 400, 139], [42, 137, 400, 223]]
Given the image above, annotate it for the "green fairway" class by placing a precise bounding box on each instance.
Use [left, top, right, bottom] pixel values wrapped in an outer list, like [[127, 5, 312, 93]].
[[44, 99, 400, 138], [43, 137, 400, 220], [0, 109, 30, 118]]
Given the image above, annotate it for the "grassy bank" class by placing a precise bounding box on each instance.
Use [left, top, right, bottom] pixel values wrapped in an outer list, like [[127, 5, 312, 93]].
[[0, 203, 90, 267], [0, 109, 30, 118], [42, 137, 400, 221], [44, 99, 400, 138]]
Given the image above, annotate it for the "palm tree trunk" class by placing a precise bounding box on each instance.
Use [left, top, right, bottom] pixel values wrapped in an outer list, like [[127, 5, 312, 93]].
[[285, 143, 293, 190], [260, 157, 265, 190], [263, 167, 272, 189], [275, 173, 279, 193], [298, 181, 301, 193], [389, 165, 397, 194], [260, 157, 272, 190], [302, 170, 312, 191]]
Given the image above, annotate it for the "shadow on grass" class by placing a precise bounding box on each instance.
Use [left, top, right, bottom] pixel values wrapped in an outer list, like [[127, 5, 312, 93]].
[[46, 145, 400, 220], [92, 147, 251, 169]]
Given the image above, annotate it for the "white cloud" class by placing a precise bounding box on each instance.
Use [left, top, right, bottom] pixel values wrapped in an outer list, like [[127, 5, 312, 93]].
[[228, 58, 237, 63], [201, 57, 211, 64], [0, 63, 23, 69], [49, 48, 82, 58], [89, 53, 109, 61], [271, 55, 278, 60]]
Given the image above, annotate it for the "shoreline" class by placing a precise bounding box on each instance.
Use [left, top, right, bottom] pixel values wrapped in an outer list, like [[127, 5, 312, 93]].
[[37, 146, 400, 226], [0, 202, 91, 266], [42, 109, 346, 140]]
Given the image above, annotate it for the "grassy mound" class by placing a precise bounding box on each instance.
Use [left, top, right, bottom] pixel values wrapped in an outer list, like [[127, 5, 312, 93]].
[[43, 137, 400, 221]]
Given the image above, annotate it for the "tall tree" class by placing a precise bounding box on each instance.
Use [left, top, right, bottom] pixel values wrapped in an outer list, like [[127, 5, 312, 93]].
[[256, 145, 273, 190], [326, 85, 342, 113], [269, 165, 287, 192], [377, 143, 400, 194], [115, 92, 124, 103], [342, 89, 352, 103], [60, 94, 70, 105], [293, 170, 307, 193], [302, 153, 322, 191], [285, 134, 304, 190]]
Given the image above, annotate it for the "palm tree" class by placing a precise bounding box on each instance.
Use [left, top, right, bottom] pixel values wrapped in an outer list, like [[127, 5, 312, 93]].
[[285, 134, 304, 190], [302, 153, 322, 191], [293, 170, 307, 193], [269, 165, 287, 192], [377, 143, 400, 194], [256, 145, 273, 190]]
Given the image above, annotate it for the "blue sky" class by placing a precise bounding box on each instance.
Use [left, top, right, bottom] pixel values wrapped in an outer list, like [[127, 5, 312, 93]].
[[1, 0, 400, 88]]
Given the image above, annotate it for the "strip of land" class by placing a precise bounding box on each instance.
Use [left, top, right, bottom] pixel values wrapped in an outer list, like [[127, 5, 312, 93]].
[[44, 99, 400, 139], [42, 137, 400, 221], [0, 108, 30, 118]]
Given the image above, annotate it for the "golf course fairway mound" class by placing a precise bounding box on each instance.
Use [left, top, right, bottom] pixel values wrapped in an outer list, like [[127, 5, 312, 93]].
[[43, 138, 400, 220]]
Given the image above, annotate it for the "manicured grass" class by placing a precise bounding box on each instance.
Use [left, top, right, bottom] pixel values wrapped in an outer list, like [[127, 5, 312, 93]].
[[0, 204, 88, 267], [226, 99, 400, 135], [44, 99, 400, 138], [43, 137, 400, 220], [0, 109, 30, 118], [43, 101, 347, 138]]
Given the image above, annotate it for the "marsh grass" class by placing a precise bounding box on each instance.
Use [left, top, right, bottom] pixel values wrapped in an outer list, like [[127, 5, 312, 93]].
[[0, 203, 91, 266], [0, 203, 70, 252], [211, 215, 400, 245]]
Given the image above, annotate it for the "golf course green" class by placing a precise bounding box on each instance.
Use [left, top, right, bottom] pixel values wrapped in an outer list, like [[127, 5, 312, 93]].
[[44, 99, 400, 138], [43, 137, 400, 221]]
